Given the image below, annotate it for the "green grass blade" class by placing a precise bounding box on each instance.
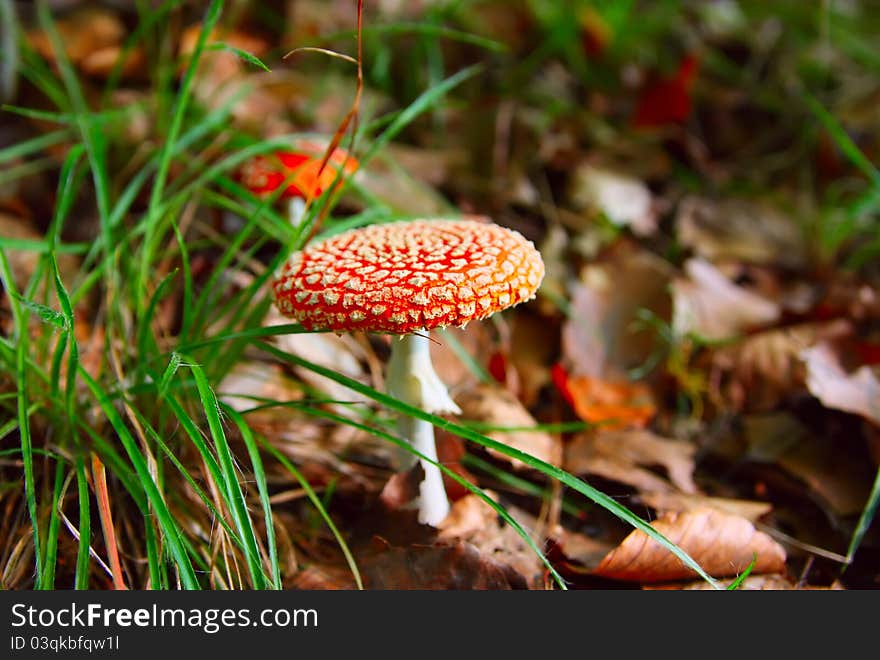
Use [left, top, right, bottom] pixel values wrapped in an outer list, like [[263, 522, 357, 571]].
[[78, 368, 200, 589], [258, 437, 363, 590], [131, 407, 242, 548], [137, 268, 179, 360], [805, 93, 880, 186], [0, 128, 71, 165], [40, 460, 66, 589], [727, 555, 757, 590], [463, 453, 584, 518], [11, 295, 65, 329], [74, 454, 91, 589], [0, 238, 88, 255], [0, 247, 42, 587], [206, 42, 271, 70], [36, 1, 111, 225], [171, 223, 195, 344], [0, 0, 19, 101], [187, 360, 267, 589], [845, 464, 880, 566], [357, 63, 483, 170], [139, 0, 224, 310], [158, 353, 183, 400], [223, 406, 281, 589]]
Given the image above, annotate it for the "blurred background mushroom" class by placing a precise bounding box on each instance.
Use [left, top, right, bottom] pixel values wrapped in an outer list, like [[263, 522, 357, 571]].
[[239, 139, 358, 227]]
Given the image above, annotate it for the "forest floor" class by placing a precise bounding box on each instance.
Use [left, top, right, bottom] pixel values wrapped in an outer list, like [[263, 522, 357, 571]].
[[1, 0, 879, 590]]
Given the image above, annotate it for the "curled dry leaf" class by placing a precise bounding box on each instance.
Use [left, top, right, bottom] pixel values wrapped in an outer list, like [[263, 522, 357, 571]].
[[565, 429, 697, 494], [672, 257, 780, 341], [593, 506, 787, 583], [802, 341, 880, 426], [456, 383, 560, 469], [562, 242, 673, 377], [710, 319, 852, 412], [568, 163, 657, 236]]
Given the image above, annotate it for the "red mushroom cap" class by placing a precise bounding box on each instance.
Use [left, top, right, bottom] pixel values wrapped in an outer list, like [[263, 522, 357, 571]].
[[273, 218, 545, 334], [240, 140, 358, 200]]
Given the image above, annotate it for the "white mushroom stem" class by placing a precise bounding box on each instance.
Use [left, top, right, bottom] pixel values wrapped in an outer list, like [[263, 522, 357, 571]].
[[386, 331, 460, 526]]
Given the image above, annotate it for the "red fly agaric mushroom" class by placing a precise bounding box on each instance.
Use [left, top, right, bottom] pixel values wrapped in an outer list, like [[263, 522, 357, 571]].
[[272, 218, 545, 525], [240, 139, 358, 227]]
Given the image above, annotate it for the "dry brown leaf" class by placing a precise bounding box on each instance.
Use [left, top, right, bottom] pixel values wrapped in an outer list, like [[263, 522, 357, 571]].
[[219, 361, 304, 412], [676, 196, 808, 268], [456, 383, 560, 468], [565, 429, 697, 494], [562, 243, 673, 377], [742, 412, 872, 517], [639, 491, 772, 522], [266, 306, 372, 419], [79, 45, 146, 79], [220, 357, 394, 475], [672, 257, 780, 341], [288, 564, 357, 590], [568, 163, 658, 236], [646, 574, 844, 590], [27, 8, 126, 70], [437, 494, 549, 588], [507, 312, 557, 407], [593, 507, 787, 582], [361, 538, 529, 589], [710, 320, 852, 412], [802, 341, 880, 426], [430, 321, 493, 396], [437, 490, 501, 540], [378, 463, 424, 511]]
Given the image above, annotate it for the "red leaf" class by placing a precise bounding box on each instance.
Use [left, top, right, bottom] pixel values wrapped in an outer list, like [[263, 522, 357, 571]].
[[633, 55, 699, 128]]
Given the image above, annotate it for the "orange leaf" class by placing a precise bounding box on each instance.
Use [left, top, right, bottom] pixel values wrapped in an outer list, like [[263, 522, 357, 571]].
[[565, 374, 656, 429]]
